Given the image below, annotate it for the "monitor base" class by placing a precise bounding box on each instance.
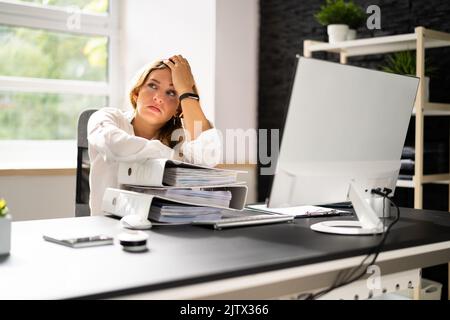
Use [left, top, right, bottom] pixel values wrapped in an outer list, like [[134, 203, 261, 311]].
[[310, 220, 385, 235]]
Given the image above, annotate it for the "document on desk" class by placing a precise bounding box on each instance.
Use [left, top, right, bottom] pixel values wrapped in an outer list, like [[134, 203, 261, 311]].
[[124, 186, 233, 208], [246, 204, 350, 217]]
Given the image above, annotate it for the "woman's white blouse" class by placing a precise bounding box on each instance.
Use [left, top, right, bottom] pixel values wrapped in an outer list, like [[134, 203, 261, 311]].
[[87, 107, 222, 215]]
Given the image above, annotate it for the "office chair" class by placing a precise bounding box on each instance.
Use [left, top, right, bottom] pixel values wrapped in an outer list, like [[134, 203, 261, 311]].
[[75, 109, 98, 217]]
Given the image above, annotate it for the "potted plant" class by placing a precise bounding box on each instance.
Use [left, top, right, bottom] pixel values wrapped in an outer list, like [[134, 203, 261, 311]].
[[315, 0, 365, 43], [0, 198, 11, 255], [381, 51, 435, 101], [344, 1, 366, 40]]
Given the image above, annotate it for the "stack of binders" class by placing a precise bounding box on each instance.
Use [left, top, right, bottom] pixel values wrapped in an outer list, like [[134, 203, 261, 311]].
[[101, 159, 248, 224]]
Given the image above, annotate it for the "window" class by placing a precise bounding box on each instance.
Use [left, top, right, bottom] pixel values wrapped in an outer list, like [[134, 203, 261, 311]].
[[0, 0, 118, 167], [0, 25, 108, 81], [8, 0, 109, 14], [0, 92, 106, 139]]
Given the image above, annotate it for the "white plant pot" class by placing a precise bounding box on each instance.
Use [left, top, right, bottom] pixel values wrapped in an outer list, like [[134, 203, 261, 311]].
[[0, 214, 11, 255], [327, 24, 349, 43], [347, 29, 357, 40]]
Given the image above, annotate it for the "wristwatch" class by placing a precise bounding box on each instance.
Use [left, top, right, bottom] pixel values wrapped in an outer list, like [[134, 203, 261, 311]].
[[179, 92, 200, 102]]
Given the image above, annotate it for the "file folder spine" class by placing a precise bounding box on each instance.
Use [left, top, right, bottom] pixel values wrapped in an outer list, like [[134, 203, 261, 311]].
[[118, 159, 167, 187], [118, 158, 245, 187], [102, 188, 153, 218], [102, 186, 248, 217]]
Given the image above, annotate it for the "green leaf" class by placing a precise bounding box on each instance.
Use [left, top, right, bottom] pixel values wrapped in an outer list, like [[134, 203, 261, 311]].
[[314, 0, 366, 28], [381, 51, 435, 77]]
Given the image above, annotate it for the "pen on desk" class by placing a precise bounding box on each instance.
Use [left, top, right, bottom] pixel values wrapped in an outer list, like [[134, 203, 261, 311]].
[[305, 209, 339, 217]]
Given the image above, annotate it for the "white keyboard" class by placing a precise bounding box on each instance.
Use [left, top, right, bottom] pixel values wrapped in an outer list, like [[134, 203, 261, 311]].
[[192, 214, 294, 230]]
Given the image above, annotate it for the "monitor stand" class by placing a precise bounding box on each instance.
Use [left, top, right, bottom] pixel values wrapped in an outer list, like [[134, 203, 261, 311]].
[[310, 182, 387, 235]]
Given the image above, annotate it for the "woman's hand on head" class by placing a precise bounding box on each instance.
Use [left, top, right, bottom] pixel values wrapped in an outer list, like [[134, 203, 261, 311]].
[[164, 55, 195, 95]]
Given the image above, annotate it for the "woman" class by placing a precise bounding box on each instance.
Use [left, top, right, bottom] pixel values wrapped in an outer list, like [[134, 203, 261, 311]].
[[87, 55, 221, 215]]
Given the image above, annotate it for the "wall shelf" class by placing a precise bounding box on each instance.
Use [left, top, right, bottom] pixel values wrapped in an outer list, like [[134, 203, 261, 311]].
[[304, 29, 450, 58], [397, 177, 450, 189], [412, 102, 450, 116], [304, 27, 450, 210]]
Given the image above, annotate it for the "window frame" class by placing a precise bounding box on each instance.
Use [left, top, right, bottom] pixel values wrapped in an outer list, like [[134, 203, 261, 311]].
[[0, 0, 120, 170]]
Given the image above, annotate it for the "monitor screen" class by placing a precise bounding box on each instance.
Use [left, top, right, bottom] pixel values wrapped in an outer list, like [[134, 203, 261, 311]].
[[268, 57, 419, 210]]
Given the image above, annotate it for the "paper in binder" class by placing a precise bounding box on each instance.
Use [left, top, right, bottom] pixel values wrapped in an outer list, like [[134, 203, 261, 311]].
[[101, 187, 246, 223], [163, 167, 237, 186], [123, 186, 232, 207], [122, 184, 247, 210], [111, 159, 249, 222], [102, 188, 222, 223], [118, 158, 245, 187], [148, 200, 222, 223]]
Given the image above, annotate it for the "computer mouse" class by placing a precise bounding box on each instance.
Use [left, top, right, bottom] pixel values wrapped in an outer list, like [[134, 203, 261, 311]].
[[120, 214, 152, 230]]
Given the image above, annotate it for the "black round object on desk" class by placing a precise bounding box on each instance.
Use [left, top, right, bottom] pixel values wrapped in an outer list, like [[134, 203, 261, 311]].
[[117, 231, 149, 252]]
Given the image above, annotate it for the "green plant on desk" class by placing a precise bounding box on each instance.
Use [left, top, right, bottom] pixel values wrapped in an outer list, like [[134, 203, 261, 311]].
[[0, 198, 8, 217], [0, 197, 11, 256]]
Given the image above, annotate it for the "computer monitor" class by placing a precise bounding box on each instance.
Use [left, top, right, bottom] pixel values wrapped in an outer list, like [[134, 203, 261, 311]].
[[268, 57, 419, 235]]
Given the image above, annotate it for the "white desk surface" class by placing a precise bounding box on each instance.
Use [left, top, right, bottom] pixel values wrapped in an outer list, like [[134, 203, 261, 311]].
[[1, 210, 450, 299]]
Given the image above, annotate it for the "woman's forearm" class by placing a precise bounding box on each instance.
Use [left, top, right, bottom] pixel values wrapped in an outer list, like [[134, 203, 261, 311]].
[[180, 99, 212, 141]]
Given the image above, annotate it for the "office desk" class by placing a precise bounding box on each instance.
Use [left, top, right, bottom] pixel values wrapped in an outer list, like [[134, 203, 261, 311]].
[[0, 208, 449, 299]]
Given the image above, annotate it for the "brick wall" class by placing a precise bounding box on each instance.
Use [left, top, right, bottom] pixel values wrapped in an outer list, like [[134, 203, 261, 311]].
[[258, 0, 450, 211]]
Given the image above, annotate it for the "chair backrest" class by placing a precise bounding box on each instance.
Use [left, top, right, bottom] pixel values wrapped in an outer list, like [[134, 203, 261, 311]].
[[75, 109, 98, 217]]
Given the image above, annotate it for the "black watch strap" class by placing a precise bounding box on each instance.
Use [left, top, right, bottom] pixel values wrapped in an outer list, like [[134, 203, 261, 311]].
[[179, 92, 200, 102]]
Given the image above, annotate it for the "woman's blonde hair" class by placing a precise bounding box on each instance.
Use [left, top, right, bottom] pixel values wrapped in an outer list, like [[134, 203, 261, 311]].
[[128, 60, 197, 148]]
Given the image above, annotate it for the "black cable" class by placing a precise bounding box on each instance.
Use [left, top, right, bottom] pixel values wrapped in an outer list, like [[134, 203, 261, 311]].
[[330, 197, 399, 296], [337, 190, 391, 284], [313, 195, 400, 299], [300, 191, 401, 300], [336, 197, 400, 288]]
